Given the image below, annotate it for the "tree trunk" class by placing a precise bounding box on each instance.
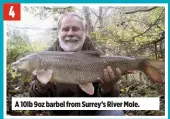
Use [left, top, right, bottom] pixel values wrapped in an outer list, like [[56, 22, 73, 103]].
[[82, 6, 94, 34]]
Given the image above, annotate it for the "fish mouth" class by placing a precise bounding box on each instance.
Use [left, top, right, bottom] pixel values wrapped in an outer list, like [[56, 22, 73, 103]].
[[11, 66, 27, 73], [11, 62, 19, 72], [11, 66, 18, 73]]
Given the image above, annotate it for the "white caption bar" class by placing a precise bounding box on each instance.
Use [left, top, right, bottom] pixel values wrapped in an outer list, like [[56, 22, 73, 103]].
[[12, 97, 159, 110]]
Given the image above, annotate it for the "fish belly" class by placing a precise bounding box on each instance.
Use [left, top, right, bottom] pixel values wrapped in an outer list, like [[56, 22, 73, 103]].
[[50, 67, 103, 84]]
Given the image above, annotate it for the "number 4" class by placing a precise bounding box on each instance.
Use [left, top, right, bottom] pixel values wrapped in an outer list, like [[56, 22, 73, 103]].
[[9, 6, 15, 18]]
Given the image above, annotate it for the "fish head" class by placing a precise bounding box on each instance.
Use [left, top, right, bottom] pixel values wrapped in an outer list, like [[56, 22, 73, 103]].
[[11, 54, 40, 73]]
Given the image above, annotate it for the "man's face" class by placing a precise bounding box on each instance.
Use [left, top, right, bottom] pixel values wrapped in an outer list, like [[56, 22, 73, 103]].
[[58, 15, 86, 52]]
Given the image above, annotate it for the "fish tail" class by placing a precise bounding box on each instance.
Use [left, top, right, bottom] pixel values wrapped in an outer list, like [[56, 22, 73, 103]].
[[140, 59, 165, 83]]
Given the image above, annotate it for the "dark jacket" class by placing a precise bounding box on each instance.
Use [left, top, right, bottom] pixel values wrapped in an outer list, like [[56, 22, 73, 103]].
[[29, 37, 120, 116]]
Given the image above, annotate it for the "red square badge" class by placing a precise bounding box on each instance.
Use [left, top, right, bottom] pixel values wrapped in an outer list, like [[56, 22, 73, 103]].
[[3, 3, 21, 21]]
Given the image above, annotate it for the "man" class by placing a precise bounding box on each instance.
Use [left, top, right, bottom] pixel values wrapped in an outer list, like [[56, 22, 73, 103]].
[[29, 12, 124, 116]]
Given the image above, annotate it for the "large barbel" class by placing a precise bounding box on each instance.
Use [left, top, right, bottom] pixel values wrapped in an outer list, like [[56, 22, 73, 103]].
[[11, 51, 164, 95]]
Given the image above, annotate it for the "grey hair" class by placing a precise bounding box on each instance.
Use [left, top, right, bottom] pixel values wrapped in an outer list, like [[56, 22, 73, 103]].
[[57, 12, 87, 32]]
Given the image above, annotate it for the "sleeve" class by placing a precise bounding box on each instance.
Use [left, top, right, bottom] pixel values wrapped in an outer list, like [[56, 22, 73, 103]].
[[97, 83, 120, 97], [29, 75, 56, 97]]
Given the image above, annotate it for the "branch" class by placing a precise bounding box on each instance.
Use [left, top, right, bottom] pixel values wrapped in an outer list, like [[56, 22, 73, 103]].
[[94, 19, 99, 28], [134, 31, 165, 53], [125, 6, 158, 14], [89, 8, 98, 17], [131, 9, 164, 41], [102, 7, 110, 16]]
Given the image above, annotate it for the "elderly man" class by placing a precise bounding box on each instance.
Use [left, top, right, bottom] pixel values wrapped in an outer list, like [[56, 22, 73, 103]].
[[29, 12, 124, 116]]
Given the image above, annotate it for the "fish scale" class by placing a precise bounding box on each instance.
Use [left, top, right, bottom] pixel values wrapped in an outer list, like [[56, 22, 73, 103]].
[[42, 52, 138, 79], [38, 53, 138, 84], [11, 51, 164, 95]]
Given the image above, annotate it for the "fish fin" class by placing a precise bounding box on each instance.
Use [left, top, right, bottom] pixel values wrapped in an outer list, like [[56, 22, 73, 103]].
[[79, 83, 94, 95], [144, 60, 164, 83], [146, 59, 165, 70], [32, 68, 37, 75], [36, 69, 53, 84], [79, 50, 102, 56]]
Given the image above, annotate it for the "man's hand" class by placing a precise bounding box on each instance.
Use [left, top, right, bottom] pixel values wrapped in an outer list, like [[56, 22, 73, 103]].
[[99, 66, 122, 93]]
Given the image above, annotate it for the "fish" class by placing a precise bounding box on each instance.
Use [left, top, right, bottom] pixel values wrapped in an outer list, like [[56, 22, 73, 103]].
[[11, 50, 164, 95]]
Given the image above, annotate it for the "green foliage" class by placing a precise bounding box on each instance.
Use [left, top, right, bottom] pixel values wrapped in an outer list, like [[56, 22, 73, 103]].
[[7, 36, 32, 64], [90, 7, 165, 58], [7, 31, 34, 81], [149, 7, 164, 24], [7, 64, 21, 80], [30, 41, 48, 51]]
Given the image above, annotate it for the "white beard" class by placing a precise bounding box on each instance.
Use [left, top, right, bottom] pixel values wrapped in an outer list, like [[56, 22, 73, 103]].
[[59, 34, 86, 52]]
